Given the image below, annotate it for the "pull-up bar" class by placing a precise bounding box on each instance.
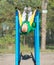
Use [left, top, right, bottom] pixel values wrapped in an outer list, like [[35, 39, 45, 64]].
[[15, 7, 40, 65]]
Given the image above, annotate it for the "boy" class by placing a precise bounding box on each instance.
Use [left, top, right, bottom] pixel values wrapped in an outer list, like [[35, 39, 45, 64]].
[[22, 6, 32, 32]]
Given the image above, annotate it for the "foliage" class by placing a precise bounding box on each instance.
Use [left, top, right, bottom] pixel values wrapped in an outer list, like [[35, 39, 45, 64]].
[[0, 0, 54, 52], [46, 0, 54, 44], [47, 0, 54, 30], [0, 0, 41, 45], [0, 34, 15, 49]]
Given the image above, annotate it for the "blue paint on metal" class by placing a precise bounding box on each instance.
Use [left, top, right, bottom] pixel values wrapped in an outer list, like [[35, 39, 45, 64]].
[[15, 10, 20, 65], [34, 10, 40, 65], [15, 9, 40, 65]]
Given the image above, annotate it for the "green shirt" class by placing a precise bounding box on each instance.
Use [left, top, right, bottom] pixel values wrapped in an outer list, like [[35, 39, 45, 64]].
[[20, 21, 36, 34]]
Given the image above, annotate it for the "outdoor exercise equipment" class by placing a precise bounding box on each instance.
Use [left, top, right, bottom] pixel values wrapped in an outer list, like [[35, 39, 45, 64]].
[[15, 7, 40, 65]]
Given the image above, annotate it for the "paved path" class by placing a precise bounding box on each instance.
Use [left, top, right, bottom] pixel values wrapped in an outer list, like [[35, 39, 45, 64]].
[[0, 52, 54, 65]]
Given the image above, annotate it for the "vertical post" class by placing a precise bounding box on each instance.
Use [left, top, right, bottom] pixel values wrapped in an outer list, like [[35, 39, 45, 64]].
[[15, 9, 20, 65], [41, 0, 48, 50], [34, 10, 40, 65]]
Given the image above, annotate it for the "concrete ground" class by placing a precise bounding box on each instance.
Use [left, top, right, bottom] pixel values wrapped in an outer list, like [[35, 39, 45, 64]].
[[0, 52, 54, 65]]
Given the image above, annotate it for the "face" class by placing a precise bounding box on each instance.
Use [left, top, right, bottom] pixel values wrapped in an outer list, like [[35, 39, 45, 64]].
[[22, 24, 28, 32]]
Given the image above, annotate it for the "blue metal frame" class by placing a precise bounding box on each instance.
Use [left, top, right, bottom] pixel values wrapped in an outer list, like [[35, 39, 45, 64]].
[[34, 10, 40, 65], [15, 10, 20, 65], [15, 9, 40, 65]]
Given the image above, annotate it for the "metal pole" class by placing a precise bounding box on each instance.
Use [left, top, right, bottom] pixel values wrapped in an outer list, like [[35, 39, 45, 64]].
[[34, 10, 40, 65], [15, 9, 20, 65]]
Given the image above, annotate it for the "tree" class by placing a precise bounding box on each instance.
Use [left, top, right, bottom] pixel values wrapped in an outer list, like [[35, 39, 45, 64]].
[[41, 0, 48, 50], [0, 0, 41, 48], [47, 0, 54, 45]]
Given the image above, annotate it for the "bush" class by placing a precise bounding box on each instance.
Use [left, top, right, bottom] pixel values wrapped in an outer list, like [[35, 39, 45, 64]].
[[0, 34, 15, 49]]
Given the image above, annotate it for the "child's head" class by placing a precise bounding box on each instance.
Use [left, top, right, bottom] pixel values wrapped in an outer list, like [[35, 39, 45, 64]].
[[22, 23, 28, 32]]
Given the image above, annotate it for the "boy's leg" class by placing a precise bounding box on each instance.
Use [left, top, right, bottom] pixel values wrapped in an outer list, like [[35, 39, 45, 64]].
[[22, 7, 27, 22], [28, 6, 32, 21], [22, 11, 27, 22], [28, 11, 32, 21]]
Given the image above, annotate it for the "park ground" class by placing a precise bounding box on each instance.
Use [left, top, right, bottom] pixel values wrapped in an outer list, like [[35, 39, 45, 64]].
[[0, 52, 54, 65]]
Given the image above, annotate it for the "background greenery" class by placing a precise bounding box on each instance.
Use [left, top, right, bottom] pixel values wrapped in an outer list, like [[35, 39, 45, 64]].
[[0, 0, 54, 53]]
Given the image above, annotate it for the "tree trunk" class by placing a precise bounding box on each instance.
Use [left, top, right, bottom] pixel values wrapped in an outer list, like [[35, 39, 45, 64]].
[[23, 35, 26, 46], [41, 0, 48, 50]]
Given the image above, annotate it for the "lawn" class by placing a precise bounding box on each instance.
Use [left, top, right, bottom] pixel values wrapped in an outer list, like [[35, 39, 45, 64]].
[[0, 44, 54, 54]]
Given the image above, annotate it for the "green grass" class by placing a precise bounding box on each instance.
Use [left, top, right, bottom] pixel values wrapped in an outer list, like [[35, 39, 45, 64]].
[[0, 44, 15, 54], [46, 45, 54, 49], [0, 48, 14, 54], [0, 44, 34, 54], [0, 44, 54, 54], [20, 44, 34, 53], [41, 49, 54, 52]]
